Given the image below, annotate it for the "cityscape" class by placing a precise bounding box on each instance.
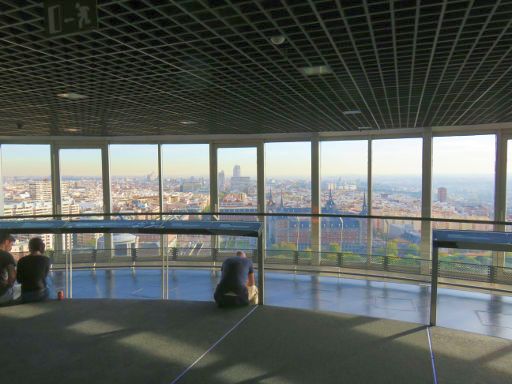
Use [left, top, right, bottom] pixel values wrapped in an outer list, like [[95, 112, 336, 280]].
[[0, 164, 501, 265]]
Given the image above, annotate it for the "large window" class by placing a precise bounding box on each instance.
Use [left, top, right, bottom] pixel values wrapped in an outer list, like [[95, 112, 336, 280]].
[[217, 147, 258, 251], [320, 140, 368, 258], [1, 144, 53, 255], [162, 144, 210, 254], [60, 148, 103, 254], [371, 138, 422, 259], [265, 142, 311, 257], [433, 135, 495, 266], [110, 145, 160, 256]]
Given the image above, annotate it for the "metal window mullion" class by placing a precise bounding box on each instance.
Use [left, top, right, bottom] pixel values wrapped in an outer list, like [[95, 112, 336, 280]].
[[367, 138, 373, 264], [158, 143, 167, 299], [421, 128, 433, 275], [257, 142, 265, 305], [101, 144, 113, 258], [311, 138, 321, 265], [494, 131, 507, 270], [209, 144, 218, 259], [50, 144, 67, 295]]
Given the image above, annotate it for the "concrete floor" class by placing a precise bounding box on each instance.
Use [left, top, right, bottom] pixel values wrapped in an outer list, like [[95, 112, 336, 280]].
[[47, 268, 512, 339]]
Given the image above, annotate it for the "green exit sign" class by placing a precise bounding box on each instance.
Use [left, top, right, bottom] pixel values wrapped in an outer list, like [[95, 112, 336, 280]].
[[44, 0, 98, 37]]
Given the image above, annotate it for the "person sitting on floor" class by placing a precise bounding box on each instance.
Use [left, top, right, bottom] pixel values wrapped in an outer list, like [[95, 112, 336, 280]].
[[0, 232, 17, 305], [16, 237, 50, 303], [214, 250, 258, 307]]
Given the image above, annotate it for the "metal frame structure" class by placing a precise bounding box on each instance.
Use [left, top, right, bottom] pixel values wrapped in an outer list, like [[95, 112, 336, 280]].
[[1, 127, 512, 298], [0, 219, 264, 304], [430, 229, 512, 325]]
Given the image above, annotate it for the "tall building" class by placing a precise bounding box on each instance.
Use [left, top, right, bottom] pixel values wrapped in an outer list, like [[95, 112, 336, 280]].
[[233, 165, 241, 178], [29, 181, 52, 200], [218, 170, 225, 192], [438, 187, 448, 202]]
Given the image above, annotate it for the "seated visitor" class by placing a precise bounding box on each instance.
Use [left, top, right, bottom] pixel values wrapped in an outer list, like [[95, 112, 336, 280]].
[[0, 232, 17, 305], [214, 250, 258, 307], [16, 237, 50, 303]]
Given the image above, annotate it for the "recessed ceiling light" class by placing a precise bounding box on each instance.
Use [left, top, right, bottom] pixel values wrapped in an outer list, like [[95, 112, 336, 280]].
[[179, 120, 197, 125], [57, 93, 88, 100], [343, 110, 362, 115], [270, 35, 286, 45], [300, 65, 333, 76], [64, 128, 81, 132], [358, 126, 373, 130]]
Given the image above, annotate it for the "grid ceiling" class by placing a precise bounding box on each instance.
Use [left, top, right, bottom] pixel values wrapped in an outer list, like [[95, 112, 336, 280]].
[[0, 0, 511, 136]]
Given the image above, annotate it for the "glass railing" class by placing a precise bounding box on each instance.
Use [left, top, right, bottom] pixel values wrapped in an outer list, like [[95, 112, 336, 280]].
[[5, 212, 512, 298]]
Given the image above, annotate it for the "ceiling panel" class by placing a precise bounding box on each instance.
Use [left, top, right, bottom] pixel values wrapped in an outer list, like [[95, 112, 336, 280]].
[[0, 0, 511, 136]]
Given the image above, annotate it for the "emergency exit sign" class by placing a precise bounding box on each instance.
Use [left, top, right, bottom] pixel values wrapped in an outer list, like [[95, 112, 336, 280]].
[[44, 0, 98, 37]]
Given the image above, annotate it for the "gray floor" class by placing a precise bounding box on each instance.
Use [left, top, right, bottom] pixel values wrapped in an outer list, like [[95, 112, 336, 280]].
[[2, 300, 511, 384], [47, 268, 512, 339]]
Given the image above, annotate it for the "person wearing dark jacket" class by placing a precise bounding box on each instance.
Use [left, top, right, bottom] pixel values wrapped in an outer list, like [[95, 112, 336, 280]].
[[17, 237, 50, 303]]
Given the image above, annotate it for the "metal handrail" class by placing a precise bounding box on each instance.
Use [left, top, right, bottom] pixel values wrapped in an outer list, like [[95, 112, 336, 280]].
[[0, 211, 510, 226]]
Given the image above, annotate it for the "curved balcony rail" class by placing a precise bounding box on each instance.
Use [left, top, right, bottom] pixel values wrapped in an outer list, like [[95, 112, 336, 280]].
[[5, 211, 512, 294]]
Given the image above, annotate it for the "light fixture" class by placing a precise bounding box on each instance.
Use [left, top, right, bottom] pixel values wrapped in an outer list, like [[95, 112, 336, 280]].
[[299, 65, 333, 76], [179, 120, 197, 125], [358, 126, 373, 130], [57, 93, 88, 100], [64, 128, 81, 132], [270, 35, 286, 45], [343, 110, 362, 115]]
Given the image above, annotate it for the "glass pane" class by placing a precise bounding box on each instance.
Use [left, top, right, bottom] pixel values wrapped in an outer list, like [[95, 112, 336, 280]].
[[433, 135, 495, 267], [320, 140, 368, 257], [59, 149, 104, 294], [218, 147, 258, 253], [110, 144, 160, 261], [162, 144, 211, 259], [372, 138, 422, 217], [371, 138, 422, 260], [1, 145, 55, 260], [265, 142, 311, 257]]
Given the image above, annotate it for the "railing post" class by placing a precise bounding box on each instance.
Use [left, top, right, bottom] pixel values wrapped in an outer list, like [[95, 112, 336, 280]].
[[490, 265, 497, 283], [337, 252, 343, 268], [430, 245, 439, 326], [92, 249, 97, 269], [131, 244, 137, 268], [293, 250, 299, 265]]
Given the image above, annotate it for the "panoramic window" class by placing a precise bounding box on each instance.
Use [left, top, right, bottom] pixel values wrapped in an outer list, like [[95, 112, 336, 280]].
[[217, 147, 258, 251], [371, 138, 422, 260], [110, 145, 160, 256], [320, 140, 368, 259], [162, 144, 210, 253], [60, 148, 103, 254], [433, 135, 495, 266], [265, 142, 311, 258], [1, 144, 53, 254]]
